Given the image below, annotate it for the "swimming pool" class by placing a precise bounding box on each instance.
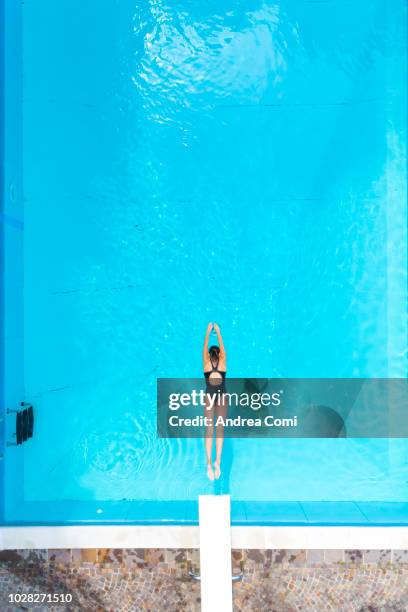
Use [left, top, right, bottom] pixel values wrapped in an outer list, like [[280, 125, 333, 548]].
[[2, 0, 407, 525]]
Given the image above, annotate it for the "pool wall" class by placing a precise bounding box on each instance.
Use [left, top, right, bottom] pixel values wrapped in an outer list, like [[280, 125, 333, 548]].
[[1, 0, 24, 521], [0, 0, 3, 522]]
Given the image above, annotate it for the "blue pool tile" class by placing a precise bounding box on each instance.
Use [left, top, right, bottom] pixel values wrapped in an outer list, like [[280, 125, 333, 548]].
[[242, 502, 307, 524], [301, 502, 368, 525], [125, 501, 198, 524], [7, 500, 200, 525], [356, 502, 408, 525], [231, 501, 247, 523]]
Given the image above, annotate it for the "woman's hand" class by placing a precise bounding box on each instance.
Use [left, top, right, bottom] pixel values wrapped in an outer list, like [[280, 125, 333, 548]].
[[207, 322, 213, 334], [213, 323, 220, 333]]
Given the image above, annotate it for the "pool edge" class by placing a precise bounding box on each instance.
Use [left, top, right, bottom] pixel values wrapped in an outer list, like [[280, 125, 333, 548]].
[[0, 525, 408, 550]]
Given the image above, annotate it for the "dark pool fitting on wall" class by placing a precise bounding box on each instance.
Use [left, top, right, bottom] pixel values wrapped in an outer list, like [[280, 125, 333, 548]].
[[6, 403, 34, 446]]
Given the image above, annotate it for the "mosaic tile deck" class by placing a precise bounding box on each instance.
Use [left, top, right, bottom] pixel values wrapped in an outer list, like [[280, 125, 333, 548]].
[[0, 548, 407, 611]]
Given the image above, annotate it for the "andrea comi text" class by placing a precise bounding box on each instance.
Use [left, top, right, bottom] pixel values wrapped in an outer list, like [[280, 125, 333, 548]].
[[168, 414, 298, 428]]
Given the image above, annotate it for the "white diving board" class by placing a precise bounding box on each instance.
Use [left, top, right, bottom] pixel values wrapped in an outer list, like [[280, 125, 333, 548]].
[[198, 494, 233, 612]]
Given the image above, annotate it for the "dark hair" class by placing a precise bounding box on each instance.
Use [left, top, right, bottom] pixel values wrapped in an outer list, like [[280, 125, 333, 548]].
[[209, 345, 220, 364]]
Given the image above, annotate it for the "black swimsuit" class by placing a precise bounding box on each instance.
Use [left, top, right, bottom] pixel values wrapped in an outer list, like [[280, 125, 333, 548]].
[[204, 356, 227, 394]]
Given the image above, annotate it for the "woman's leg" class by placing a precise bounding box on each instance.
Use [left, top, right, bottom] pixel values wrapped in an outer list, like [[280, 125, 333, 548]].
[[214, 394, 227, 479], [204, 396, 215, 480]]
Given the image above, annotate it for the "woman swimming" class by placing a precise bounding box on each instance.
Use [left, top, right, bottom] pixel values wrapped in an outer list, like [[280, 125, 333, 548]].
[[203, 322, 227, 480]]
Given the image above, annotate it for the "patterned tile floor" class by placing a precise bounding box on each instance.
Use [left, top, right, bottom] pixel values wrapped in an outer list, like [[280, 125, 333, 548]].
[[0, 549, 407, 611]]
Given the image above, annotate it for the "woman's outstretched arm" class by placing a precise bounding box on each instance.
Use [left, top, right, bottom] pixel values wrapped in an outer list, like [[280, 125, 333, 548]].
[[213, 323, 226, 358], [203, 322, 213, 369]]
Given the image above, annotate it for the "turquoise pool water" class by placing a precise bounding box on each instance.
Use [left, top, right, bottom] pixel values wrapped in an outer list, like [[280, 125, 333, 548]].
[[2, 0, 407, 524]]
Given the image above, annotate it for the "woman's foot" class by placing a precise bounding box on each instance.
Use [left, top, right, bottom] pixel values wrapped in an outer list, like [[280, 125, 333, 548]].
[[207, 462, 215, 481], [213, 462, 221, 480]]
